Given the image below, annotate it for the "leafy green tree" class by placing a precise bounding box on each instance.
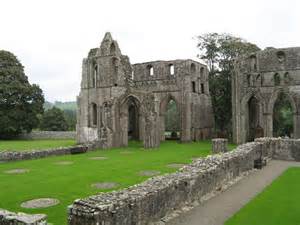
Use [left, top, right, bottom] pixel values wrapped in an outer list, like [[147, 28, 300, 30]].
[[40, 107, 68, 131], [196, 33, 260, 138], [0, 50, 44, 139], [63, 109, 77, 131]]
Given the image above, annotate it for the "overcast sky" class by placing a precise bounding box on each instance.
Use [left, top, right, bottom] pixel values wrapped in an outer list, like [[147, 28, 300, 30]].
[[1, 0, 299, 102]]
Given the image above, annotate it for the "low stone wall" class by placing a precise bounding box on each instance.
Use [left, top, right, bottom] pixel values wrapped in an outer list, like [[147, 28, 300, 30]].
[[18, 131, 76, 140], [0, 209, 47, 225], [256, 137, 300, 161], [68, 141, 266, 225], [0, 145, 89, 162]]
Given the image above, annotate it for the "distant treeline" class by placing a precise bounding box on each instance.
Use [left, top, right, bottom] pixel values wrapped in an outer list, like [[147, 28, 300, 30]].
[[43, 101, 77, 131]]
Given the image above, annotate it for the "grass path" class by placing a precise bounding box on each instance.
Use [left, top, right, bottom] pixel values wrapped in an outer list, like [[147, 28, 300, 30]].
[[226, 166, 300, 225], [0, 139, 76, 151], [0, 140, 235, 225]]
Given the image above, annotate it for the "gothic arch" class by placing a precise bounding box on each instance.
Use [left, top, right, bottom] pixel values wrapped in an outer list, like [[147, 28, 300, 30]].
[[266, 89, 297, 138], [159, 94, 181, 116], [159, 94, 181, 141], [110, 42, 116, 55], [241, 91, 266, 114], [118, 94, 143, 145], [241, 91, 265, 142], [267, 89, 297, 114]]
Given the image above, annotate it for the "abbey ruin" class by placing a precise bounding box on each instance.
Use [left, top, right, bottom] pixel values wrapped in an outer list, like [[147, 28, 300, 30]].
[[232, 47, 300, 144], [76, 32, 214, 148]]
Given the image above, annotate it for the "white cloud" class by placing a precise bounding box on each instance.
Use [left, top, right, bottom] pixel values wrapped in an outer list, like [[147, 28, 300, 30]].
[[1, 0, 300, 101]]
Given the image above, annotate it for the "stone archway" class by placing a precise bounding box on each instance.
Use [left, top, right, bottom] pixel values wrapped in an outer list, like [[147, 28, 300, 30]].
[[159, 94, 181, 141], [119, 95, 142, 146], [267, 90, 298, 138], [241, 92, 265, 143]]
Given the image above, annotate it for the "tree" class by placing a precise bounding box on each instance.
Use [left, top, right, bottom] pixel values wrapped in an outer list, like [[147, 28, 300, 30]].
[[0, 50, 44, 139], [196, 33, 260, 138], [40, 107, 68, 131], [63, 109, 77, 131]]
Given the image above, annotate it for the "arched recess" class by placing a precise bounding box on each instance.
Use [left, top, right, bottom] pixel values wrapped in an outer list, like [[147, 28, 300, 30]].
[[119, 95, 142, 146], [110, 42, 116, 55], [112, 57, 119, 85], [159, 94, 181, 141], [268, 90, 297, 138], [90, 103, 97, 127], [241, 92, 265, 142]]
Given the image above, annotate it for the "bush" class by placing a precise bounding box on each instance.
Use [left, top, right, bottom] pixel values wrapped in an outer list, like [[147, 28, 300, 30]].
[[40, 107, 68, 131]]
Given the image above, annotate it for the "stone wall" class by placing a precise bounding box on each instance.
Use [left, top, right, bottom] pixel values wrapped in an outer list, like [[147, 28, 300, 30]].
[[0, 209, 47, 225], [18, 131, 76, 140], [0, 145, 88, 162], [77, 32, 214, 149], [68, 141, 266, 225], [256, 137, 300, 161], [232, 47, 300, 144]]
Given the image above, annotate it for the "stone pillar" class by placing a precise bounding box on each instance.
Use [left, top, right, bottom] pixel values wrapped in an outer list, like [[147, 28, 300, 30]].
[[212, 138, 228, 154], [293, 114, 300, 139], [0, 209, 47, 225], [265, 113, 273, 137]]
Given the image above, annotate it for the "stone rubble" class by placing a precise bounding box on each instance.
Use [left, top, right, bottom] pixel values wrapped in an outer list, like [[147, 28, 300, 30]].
[[0, 209, 47, 225]]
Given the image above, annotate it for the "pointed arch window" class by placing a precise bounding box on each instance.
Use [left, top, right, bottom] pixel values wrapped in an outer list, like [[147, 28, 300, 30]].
[[191, 63, 196, 74], [169, 64, 175, 75], [274, 73, 281, 86], [110, 43, 116, 55], [250, 55, 257, 71], [147, 65, 154, 76], [92, 65, 98, 88], [200, 67, 205, 77], [91, 103, 97, 126]]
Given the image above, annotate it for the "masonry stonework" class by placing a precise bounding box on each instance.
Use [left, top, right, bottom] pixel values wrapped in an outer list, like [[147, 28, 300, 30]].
[[68, 137, 300, 225], [0, 209, 47, 225], [212, 138, 228, 154], [232, 47, 300, 144], [76, 32, 214, 149]]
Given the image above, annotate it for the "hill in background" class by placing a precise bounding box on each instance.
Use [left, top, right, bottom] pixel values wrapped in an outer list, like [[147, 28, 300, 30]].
[[44, 101, 77, 111], [44, 101, 77, 131]]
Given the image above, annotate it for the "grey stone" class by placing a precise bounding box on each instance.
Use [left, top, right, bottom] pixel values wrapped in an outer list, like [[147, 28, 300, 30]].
[[21, 198, 60, 209], [91, 182, 119, 190], [212, 138, 228, 154], [232, 47, 300, 144], [0, 209, 47, 225], [138, 170, 161, 176], [0, 145, 89, 162], [17, 131, 76, 140], [68, 138, 300, 225], [76, 32, 214, 149]]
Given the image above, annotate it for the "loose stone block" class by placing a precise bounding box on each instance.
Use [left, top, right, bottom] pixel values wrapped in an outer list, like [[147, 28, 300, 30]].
[[212, 138, 228, 154]]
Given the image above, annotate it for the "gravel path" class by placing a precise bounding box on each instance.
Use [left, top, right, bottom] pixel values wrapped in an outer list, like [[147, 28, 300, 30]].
[[167, 160, 300, 225]]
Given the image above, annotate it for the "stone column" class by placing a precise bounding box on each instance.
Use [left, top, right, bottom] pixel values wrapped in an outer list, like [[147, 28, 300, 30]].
[[265, 113, 273, 137], [212, 138, 228, 154], [293, 113, 300, 139]]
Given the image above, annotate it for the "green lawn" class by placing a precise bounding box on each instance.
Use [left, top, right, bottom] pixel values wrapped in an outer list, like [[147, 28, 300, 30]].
[[0, 139, 76, 151], [0, 140, 235, 225], [226, 167, 300, 225]]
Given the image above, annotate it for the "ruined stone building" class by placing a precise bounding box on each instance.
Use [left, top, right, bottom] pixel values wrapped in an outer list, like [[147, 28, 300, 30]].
[[232, 47, 300, 144], [76, 32, 213, 148]]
